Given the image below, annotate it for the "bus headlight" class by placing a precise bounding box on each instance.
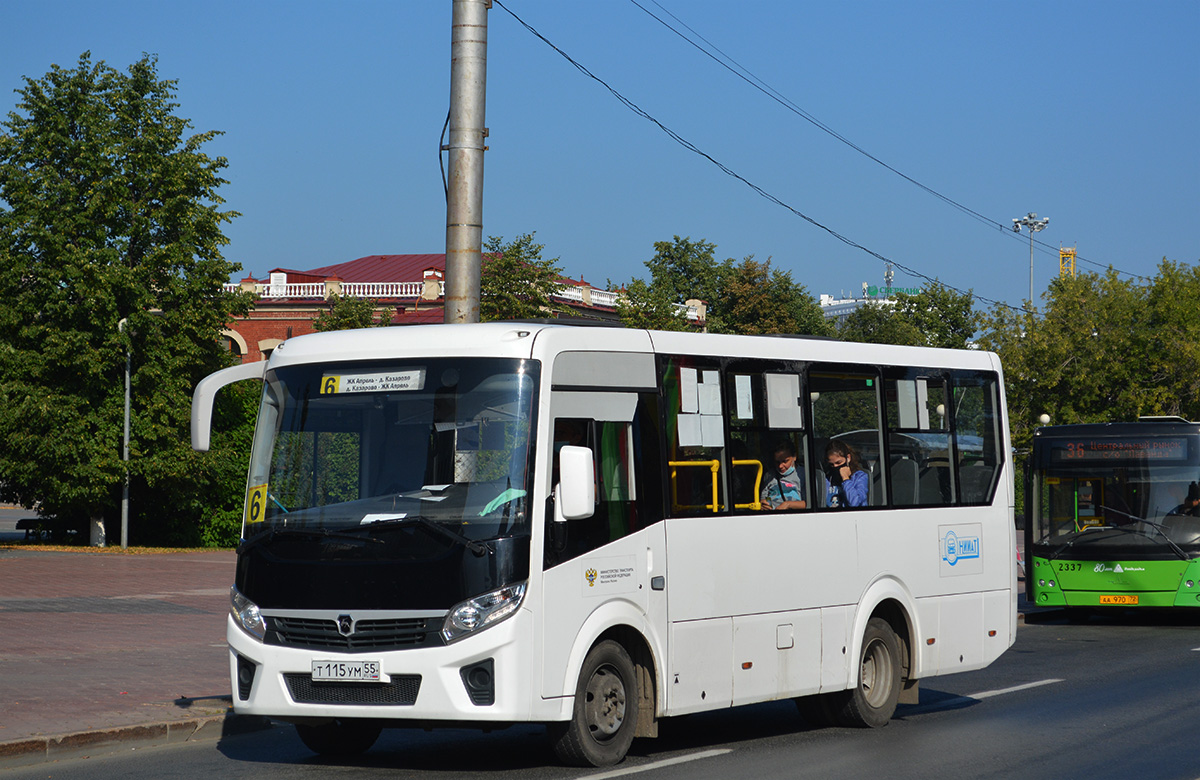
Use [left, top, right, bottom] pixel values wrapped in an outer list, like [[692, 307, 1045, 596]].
[[442, 582, 527, 643], [230, 586, 266, 640]]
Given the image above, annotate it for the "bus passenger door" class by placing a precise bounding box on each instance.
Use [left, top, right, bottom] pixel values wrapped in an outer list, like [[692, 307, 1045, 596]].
[[539, 392, 669, 703]]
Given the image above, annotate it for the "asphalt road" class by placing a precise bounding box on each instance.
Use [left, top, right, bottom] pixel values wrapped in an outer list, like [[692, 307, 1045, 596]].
[[5, 610, 1198, 780]]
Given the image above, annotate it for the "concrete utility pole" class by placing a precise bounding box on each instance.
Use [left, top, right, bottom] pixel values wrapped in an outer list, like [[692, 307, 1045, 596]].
[[444, 0, 489, 324]]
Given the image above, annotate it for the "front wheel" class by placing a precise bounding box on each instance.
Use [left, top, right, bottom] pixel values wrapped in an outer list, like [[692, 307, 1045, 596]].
[[826, 617, 902, 728], [295, 719, 382, 756], [550, 639, 638, 767]]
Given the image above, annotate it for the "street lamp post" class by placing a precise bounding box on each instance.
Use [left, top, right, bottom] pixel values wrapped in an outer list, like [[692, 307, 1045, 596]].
[[1012, 212, 1050, 309], [118, 318, 131, 549]]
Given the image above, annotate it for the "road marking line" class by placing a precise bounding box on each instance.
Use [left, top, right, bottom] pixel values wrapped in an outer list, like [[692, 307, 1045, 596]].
[[584, 749, 732, 779], [901, 678, 1064, 715], [969, 678, 1065, 699]]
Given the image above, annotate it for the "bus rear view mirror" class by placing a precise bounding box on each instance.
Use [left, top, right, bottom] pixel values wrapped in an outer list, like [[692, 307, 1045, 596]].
[[556, 445, 595, 521]]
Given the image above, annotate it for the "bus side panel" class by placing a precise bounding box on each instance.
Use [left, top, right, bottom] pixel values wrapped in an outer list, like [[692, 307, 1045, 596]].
[[819, 605, 853, 693], [539, 527, 667, 701], [730, 609, 822, 707], [664, 515, 859, 620], [664, 514, 856, 712], [668, 618, 733, 715], [932, 592, 984, 675]]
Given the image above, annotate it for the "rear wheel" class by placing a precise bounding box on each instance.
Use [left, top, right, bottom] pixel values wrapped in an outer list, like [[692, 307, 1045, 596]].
[[551, 639, 638, 767], [827, 617, 901, 728], [295, 719, 382, 756]]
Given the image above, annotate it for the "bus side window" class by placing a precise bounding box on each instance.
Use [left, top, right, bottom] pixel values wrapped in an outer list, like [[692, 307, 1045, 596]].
[[950, 372, 1004, 505], [809, 369, 884, 509], [661, 357, 727, 516], [548, 411, 655, 567], [726, 368, 810, 512], [884, 373, 952, 507]]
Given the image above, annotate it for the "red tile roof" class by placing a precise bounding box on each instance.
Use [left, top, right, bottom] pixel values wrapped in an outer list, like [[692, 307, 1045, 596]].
[[281, 255, 447, 283]]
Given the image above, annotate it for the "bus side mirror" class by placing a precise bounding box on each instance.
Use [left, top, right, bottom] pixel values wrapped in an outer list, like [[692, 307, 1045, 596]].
[[556, 445, 595, 521], [190, 361, 266, 451]]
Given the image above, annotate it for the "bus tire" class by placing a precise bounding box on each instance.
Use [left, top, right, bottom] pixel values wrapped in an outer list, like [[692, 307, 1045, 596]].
[[295, 719, 382, 756], [551, 639, 638, 767], [828, 617, 901, 728]]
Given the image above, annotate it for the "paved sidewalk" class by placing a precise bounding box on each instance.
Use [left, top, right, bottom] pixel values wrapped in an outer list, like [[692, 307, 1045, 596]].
[[0, 546, 266, 768]]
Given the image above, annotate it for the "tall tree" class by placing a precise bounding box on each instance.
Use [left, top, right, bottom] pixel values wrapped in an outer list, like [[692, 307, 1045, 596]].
[[618, 237, 829, 336], [717, 257, 831, 336], [614, 277, 692, 331], [641, 236, 731, 321], [0, 53, 249, 544], [479, 232, 565, 321], [977, 259, 1200, 457], [838, 281, 977, 349]]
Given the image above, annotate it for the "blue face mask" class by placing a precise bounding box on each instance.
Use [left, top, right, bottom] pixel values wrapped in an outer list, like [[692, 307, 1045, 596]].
[[779, 464, 796, 479]]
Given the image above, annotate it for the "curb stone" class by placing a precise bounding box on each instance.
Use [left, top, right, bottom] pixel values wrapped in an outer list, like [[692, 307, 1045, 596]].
[[0, 712, 273, 770]]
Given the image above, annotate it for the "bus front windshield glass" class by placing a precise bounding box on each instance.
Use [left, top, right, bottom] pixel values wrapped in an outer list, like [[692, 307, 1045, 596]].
[[245, 358, 539, 547], [1031, 441, 1200, 553]]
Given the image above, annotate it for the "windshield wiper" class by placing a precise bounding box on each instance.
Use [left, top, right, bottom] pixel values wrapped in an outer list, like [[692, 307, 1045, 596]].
[[1049, 510, 1190, 562], [350, 516, 492, 557], [240, 525, 384, 552], [1098, 506, 1191, 561]]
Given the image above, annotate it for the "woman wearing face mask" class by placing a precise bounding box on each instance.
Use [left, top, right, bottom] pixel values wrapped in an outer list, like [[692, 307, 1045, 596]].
[[761, 440, 807, 510], [824, 439, 869, 508]]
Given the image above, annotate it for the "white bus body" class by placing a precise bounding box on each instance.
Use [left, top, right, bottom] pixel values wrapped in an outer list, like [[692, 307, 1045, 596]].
[[192, 322, 1016, 766]]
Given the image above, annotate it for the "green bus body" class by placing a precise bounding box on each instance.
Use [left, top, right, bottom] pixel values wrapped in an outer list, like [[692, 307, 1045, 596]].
[[1028, 555, 1200, 607], [1026, 419, 1200, 609]]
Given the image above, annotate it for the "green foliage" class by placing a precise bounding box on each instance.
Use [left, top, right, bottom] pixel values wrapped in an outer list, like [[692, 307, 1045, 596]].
[[838, 281, 977, 348], [615, 277, 692, 331], [716, 257, 831, 337], [642, 236, 731, 315], [480, 232, 565, 321], [0, 52, 250, 545], [977, 259, 1200, 457], [618, 236, 830, 336], [312, 293, 391, 331]]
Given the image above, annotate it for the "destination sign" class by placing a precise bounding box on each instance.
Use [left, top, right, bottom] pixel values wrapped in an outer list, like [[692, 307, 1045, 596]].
[[1046, 437, 1189, 464], [320, 369, 425, 394]]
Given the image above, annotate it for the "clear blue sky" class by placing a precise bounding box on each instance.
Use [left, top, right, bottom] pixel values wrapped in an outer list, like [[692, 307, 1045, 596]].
[[3, 1, 1196, 311]]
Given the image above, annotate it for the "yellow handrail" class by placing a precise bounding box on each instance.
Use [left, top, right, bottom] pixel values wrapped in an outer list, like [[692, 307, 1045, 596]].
[[668, 460, 721, 513], [668, 458, 766, 513], [732, 459, 763, 511]]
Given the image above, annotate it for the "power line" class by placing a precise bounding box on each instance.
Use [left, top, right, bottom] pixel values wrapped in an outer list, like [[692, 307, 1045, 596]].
[[492, 0, 1022, 312], [629, 0, 1150, 282]]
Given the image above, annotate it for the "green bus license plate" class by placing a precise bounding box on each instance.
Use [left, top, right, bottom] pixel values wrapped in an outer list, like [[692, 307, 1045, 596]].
[[1099, 594, 1138, 605], [312, 659, 382, 682]]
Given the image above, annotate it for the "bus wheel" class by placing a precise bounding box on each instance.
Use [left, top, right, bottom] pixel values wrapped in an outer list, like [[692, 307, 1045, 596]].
[[551, 639, 638, 767], [829, 618, 901, 728], [295, 719, 382, 756]]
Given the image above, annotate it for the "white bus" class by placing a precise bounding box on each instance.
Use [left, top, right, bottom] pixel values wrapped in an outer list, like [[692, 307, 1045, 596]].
[[191, 322, 1016, 767]]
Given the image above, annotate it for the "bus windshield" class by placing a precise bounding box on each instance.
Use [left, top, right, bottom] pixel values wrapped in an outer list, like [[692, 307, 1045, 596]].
[[1030, 435, 1200, 555], [245, 357, 539, 545]]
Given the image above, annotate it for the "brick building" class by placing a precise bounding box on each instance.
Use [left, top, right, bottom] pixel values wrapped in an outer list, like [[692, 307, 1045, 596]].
[[222, 254, 703, 363]]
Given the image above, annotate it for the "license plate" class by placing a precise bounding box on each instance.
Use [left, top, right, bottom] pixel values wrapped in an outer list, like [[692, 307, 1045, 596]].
[[311, 659, 382, 682], [1099, 594, 1138, 605]]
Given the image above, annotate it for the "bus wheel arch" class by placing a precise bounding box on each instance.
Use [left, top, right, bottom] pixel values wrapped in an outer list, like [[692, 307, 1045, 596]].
[[829, 596, 915, 728], [869, 598, 917, 705], [550, 634, 645, 767], [827, 615, 903, 728]]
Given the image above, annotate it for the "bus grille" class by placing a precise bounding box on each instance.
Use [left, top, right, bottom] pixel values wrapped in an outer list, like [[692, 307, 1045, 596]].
[[283, 674, 421, 706], [266, 616, 442, 651]]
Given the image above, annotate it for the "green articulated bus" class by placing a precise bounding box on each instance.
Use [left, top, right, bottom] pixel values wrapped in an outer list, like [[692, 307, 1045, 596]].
[[1026, 418, 1200, 610]]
